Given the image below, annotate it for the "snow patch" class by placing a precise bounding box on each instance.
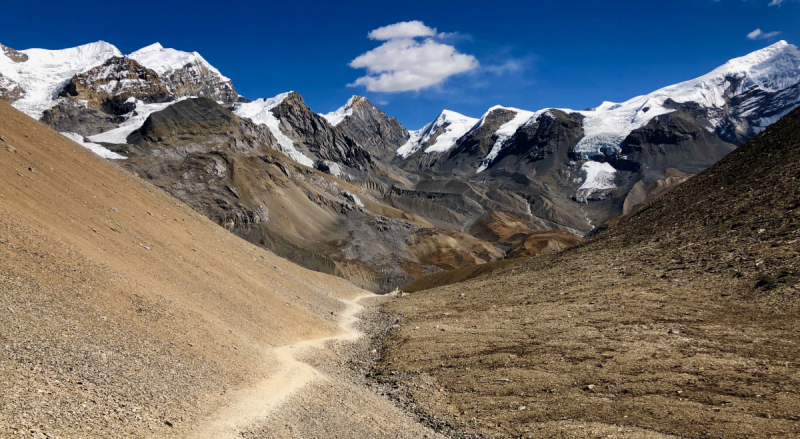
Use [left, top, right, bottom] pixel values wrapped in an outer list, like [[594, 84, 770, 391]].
[[322, 96, 355, 126], [395, 129, 423, 158], [579, 161, 617, 190], [61, 132, 127, 159], [342, 190, 365, 207]]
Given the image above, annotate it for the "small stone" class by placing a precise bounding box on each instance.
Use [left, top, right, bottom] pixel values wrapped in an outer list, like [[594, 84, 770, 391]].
[[758, 228, 766, 234], [585, 384, 596, 391], [111, 207, 118, 212], [27, 167, 35, 173], [0, 135, 5, 141], [144, 246, 151, 250], [5, 145, 15, 153]]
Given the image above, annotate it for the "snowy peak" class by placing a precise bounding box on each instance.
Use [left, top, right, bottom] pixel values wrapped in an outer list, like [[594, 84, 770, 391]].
[[711, 40, 800, 92], [322, 96, 358, 126], [324, 96, 408, 161], [0, 40, 122, 118], [128, 43, 237, 104], [129, 43, 227, 80], [396, 109, 478, 158], [130, 42, 164, 54]]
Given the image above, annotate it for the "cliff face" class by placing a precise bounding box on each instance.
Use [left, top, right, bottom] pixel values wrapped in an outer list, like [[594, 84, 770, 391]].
[[332, 96, 409, 162]]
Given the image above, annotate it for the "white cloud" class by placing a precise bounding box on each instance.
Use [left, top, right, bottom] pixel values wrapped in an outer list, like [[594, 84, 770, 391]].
[[768, 0, 784, 5], [747, 28, 782, 39], [368, 21, 437, 40], [349, 21, 479, 93]]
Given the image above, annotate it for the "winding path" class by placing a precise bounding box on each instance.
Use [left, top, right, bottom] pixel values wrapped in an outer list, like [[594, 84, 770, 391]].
[[195, 293, 374, 438]]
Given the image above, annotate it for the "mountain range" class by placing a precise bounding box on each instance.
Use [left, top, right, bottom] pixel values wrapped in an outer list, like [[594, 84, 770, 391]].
[[2, 39, 798, 290]]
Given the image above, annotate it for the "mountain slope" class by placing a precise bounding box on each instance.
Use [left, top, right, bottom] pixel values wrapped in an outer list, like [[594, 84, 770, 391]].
[[376, 106, 800, 438], [0, 100, 366, 437], [114, 97, 505, 292]]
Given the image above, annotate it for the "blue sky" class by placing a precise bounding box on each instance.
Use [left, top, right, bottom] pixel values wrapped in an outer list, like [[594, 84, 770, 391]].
[[3, 0, 799, 128]]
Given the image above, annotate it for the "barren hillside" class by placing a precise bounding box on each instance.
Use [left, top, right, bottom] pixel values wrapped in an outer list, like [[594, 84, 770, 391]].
[[377, 107, 800, 437]]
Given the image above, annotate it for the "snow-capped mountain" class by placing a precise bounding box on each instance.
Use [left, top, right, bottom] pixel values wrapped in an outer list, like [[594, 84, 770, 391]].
[[0, 40, 239, 138], [129, 43, 237, 104], [394, 40, 800, 183], [396, 110, 479, 158], [0, 41, 121, 119], [3, 38, 799, 239]]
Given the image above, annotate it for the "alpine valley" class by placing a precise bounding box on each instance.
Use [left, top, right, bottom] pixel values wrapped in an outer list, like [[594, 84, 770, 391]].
[[2, 39, 799, 291]]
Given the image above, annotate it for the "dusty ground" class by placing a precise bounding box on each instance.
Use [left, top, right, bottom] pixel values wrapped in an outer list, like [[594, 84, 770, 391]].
[[375, 108, 800, 437], [241, 298, 444, 439]]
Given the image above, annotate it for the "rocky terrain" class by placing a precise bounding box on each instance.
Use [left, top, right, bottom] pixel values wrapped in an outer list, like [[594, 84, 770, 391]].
[[374, 105, 800, 437]]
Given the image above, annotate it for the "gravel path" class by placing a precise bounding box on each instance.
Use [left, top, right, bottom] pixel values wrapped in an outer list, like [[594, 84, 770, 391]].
[[195, 293, 374, 438]]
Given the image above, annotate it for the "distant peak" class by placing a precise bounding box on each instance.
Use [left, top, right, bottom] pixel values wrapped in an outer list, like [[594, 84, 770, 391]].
[[438, 109, 473, 122], [130, 43, 164, 56]]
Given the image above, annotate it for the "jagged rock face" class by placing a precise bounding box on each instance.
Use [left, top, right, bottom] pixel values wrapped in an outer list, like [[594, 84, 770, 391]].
[[334, 96, 409, 162], [714, 80, 800, 145], [0, 45, 26, 103], [160, 59, 238, 104], [0, 73, 24, 103], [272, 92, 372, 170], [41, 57, 173, 136], [40, 100, 128, 136], [59, 56, 171, 105], [621, 111, 736, 173], [1, 44, 28, 62], [491, 110, 585, 172]]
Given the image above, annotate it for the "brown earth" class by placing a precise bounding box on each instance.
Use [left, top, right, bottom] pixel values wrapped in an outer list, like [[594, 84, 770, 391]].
[[470, 211, 583, 258], [375, 107, 800, 437], [0, 101, 435, 438], [400, 259, 523, 294]]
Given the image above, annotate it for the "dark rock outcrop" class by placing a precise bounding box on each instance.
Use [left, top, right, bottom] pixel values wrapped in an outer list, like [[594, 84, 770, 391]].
[[333, 96, 409, 162], [621, 111, 736, 173], [271, 92, 372, 170], [444, 108, 517, 170], [59, 56, 171, 104]]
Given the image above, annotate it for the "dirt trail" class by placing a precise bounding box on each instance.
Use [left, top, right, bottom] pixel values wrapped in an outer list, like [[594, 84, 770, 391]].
[[196, 292, 374, 439]]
